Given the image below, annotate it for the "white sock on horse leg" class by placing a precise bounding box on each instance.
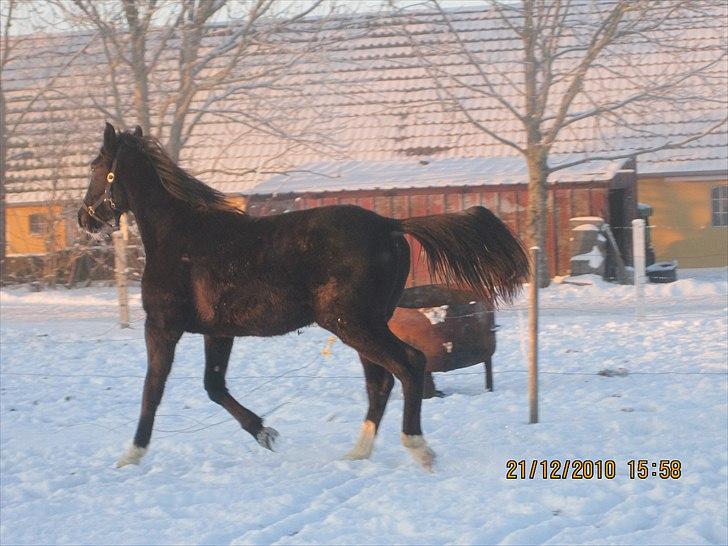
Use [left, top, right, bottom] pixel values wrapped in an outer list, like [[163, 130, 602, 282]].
[[343, 420, 377, 460], [116, 444, 147, 468], [401, 433, 435, 471]]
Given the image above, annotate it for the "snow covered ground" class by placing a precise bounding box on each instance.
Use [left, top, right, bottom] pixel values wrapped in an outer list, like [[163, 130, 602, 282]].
[[1, 269, 726, 545]]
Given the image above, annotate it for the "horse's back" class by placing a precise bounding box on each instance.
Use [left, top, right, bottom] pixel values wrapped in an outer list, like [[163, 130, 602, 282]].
[[257, 204, 399, 242]]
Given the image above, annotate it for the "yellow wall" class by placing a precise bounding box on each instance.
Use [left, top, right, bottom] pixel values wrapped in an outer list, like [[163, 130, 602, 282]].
[[638, 176, 728, 268], [6, 205, 67, 256]]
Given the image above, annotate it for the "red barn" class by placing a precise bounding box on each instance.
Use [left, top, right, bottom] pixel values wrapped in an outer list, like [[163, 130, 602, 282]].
[[244, 156, 637, 281]]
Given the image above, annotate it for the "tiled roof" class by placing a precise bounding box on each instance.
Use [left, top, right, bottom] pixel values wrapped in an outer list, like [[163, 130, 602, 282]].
[[3, 3, 726, 204]]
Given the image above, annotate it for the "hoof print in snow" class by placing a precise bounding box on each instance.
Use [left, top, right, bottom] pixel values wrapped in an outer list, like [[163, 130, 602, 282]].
[[256, 427, 279, 451]]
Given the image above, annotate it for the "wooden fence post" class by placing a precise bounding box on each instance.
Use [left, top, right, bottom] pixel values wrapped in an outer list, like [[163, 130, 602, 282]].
[[632, 219, 646, 318], [113, 213, 130, 328]]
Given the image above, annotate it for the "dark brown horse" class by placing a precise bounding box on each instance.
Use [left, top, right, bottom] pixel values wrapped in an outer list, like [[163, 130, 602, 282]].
[[78, 123, 529, 471]]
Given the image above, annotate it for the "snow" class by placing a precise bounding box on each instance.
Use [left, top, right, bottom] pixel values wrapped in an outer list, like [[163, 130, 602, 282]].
[[572, 223, 600, 231], [243, 157, 629, 196], [1, 268, 727, 545], [647, 261, 679, 273], [420, 305, 449, 325], [571, 245, 605, 269]]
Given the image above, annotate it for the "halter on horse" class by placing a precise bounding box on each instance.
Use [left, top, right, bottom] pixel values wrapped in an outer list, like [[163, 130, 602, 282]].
[[82, 155, 120, 229]]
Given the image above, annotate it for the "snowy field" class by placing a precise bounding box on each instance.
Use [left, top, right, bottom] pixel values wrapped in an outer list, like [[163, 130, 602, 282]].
[[1, 269, 727, 545]]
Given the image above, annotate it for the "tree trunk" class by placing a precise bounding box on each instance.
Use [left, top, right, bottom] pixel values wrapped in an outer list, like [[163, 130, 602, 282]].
[[526, 150, 550, 288], [43, 208, 57, 288], [130, 50, 151, 134], [123, 0, 151, 133], [167, 107, 188, 163], [166, 22, 203, 163]]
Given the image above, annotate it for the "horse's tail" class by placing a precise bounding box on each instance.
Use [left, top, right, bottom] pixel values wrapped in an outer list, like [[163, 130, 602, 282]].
[[398, 206, 530, 304]]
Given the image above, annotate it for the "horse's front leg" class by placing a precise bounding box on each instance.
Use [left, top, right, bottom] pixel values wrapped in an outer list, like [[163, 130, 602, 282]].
[[116, 321, 182, 467], [203, 335, 278, 450]]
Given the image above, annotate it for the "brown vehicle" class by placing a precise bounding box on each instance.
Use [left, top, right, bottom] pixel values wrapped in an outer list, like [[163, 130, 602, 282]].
[[389, 285, 496, 399]]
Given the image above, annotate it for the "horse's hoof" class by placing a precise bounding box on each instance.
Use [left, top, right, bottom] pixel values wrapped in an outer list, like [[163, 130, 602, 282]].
[[342, 445, 373, 460], [342, 448, 372, 460], [414, 445, 436, 472], [342, 420, 376, 460], [401, 434, 436, 472], [256, 426, 279, 451], [116, 444, 147, 468]]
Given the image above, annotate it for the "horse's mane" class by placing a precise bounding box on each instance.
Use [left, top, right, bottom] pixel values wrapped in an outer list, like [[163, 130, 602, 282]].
[[122, 132, 243, 214]]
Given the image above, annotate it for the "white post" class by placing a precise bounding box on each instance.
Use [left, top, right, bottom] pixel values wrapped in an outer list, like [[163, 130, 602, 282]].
[[113, 213, 130, 328], [632, 218, 646, 319], [120, 212, 129, 242], [528, 246, 539, 424]]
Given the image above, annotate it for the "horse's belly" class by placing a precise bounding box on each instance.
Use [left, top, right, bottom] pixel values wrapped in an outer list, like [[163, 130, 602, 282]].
[[192, 277, 313, 337], [217, 302, 314, 337]]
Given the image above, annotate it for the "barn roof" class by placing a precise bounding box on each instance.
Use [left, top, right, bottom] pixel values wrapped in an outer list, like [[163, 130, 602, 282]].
[[3, 3, 727, 205], [243, 156, 631, 195]]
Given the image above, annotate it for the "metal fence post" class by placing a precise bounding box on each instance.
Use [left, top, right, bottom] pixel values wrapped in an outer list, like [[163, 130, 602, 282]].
[[632, 219, 646, 318], [529, 246, 539, 424]]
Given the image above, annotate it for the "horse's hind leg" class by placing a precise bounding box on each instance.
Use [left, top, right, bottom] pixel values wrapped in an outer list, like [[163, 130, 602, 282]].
[[203, 335, 278, 450], [344, 356, 394, 460], [335, 323, 435, 470], [117, 322, 182, 467]]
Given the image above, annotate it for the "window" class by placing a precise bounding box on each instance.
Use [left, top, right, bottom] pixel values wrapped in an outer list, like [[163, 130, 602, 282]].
[[713, 186, 728, 227], [28, 213, 48, 235]]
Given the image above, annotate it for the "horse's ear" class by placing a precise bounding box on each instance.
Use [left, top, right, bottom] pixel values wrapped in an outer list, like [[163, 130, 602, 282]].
[[103, 122, 117, 151], [133, 125, 143, 138]]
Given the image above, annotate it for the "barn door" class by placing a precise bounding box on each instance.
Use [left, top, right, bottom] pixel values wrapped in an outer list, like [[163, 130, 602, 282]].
[[608, 189, 630, 266]]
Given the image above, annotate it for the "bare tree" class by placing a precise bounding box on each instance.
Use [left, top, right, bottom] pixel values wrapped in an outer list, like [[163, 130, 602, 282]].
[[395, 0, 727, 285], [1, 0, 98, 282], [3, 0, 365, 286], [56, 0, 341, 163]]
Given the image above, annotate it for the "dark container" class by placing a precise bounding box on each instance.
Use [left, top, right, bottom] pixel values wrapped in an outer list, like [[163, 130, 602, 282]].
[[646, 261, 678, 283]]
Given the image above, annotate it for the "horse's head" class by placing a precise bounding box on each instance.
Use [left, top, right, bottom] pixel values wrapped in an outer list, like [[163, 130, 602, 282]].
[[78, 122, 141, 233]]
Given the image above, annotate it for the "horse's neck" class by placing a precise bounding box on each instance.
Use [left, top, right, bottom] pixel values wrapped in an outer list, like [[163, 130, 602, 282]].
[[126, 183, 190, 257]]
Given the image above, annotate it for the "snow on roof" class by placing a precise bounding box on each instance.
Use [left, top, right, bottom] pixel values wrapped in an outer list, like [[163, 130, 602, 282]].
[[639, 143, 728, 176], [243, 156, 630, 195], [3, 4, 726, 204]]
